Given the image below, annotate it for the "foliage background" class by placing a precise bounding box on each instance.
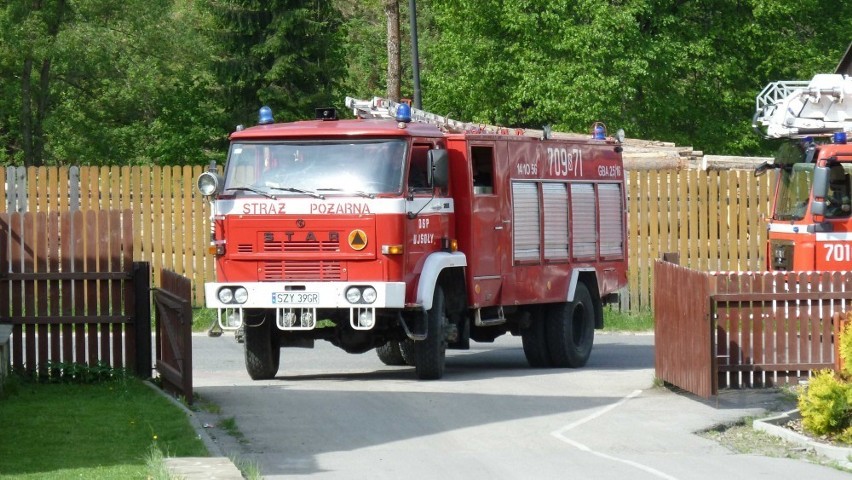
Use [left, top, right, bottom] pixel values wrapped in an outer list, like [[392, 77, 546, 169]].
[[1, 0, 850, 167]]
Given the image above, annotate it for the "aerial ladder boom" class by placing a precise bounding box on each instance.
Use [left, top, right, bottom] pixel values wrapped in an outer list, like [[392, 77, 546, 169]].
[[753, 74, 852, 139]]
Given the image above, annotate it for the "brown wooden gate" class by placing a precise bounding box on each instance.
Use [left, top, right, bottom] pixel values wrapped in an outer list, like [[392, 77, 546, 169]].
[[655, 259, 849, 398], [153, 269, 193, 404], [0, 210, 151, 377]]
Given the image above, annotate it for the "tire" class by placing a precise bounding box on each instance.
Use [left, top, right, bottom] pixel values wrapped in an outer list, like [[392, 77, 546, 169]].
[[545, 283, 596, 368], [415, 286, 448, 380], [399, 339, 415, 366], [521, 307, 551, 368], [376, 341, 406, 366], [244, 310, 280, 380]]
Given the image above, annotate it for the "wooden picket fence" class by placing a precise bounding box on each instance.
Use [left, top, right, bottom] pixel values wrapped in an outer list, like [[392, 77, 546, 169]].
[[655, 259, 846, 398], [0, 166, 776, 311], [0, 210, 152, 377]]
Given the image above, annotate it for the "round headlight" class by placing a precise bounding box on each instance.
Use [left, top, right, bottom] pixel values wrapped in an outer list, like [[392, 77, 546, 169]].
[[197, 172, 221, 196], [233, 287, 248, 304], [218, 288, 234, 304], [345, 287, 362, 304], [362, 287, 377, 304]]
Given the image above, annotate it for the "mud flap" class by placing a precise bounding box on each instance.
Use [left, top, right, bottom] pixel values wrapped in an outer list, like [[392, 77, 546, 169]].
[[400, 310, 427, 341]]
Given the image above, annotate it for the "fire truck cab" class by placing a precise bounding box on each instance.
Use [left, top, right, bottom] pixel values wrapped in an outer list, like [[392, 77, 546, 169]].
[[198, 99, 627, 380], [753, 74, 852, 271]]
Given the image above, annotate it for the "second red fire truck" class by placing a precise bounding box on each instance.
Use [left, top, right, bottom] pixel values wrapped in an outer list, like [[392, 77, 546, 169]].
[[753, 73, 852, 271], [197, 98, 628, 380]]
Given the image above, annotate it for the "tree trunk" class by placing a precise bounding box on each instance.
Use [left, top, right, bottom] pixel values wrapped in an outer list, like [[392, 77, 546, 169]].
[[384, 0, 400, 101], [21, 57, 34, 167]]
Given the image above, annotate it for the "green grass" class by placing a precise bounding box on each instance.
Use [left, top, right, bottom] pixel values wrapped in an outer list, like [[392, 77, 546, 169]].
[[193, 307, 218, 332], [603, 306, 654, 332], [0, 376, 207, 479]]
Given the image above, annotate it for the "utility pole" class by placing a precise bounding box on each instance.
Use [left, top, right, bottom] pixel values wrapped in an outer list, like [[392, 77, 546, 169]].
[[409, 0, 422, 109]]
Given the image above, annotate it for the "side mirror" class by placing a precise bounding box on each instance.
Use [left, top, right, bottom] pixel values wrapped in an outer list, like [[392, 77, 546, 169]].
[[754, 161, 771, 177], [812, 200, 826, 216], [813, 166, 829, 198], [428, 149, 449, 188]]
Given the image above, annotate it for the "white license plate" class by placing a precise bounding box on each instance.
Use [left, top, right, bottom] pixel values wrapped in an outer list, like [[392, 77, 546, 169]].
[[271, 292, 319, 305]]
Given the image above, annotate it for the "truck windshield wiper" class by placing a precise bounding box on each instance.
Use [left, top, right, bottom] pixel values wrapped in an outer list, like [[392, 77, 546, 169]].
[[225, 186, 277, 199], [268, 186, 325, 200], [317, 188, 374, 199]]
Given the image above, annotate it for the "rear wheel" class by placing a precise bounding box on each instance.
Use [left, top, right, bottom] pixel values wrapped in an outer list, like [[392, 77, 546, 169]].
[[545, 283, 595, 368], [244, 310, 280, 380], [521, 307, 551, 367], [376, 341, 406, 366], [415, 286, 448, 380]]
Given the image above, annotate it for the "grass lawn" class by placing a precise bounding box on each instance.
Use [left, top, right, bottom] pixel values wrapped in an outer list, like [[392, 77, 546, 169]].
[[0, 376, 207, 479]]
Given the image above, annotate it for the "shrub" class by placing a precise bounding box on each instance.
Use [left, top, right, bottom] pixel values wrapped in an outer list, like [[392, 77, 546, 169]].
[[840, 315, 852, 377], [798, 369, 852, 441]]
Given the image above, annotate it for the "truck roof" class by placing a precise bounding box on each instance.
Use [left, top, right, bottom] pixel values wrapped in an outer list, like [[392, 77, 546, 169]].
[[230, 118, 445, 140]]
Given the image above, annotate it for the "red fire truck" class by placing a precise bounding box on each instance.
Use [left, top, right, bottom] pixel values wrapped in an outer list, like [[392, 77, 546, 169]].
[[753, 74, 852, 271], [197, 98, 628, 380]]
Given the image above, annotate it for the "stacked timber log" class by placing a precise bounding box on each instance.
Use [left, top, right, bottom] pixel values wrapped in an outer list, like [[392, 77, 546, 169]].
[[621, 138, 772, 171]]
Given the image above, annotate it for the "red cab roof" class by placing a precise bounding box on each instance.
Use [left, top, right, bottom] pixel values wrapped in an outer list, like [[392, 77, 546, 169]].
[[230, 118, 445, 140]]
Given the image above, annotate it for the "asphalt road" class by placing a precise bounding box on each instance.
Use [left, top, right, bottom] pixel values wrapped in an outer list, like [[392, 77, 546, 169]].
[[191, 332, 848, 479]]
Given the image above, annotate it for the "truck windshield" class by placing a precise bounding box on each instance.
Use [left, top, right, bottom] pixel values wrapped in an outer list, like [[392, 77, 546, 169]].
[[774, 163, 813, 221], [223, 139, 407, 195]]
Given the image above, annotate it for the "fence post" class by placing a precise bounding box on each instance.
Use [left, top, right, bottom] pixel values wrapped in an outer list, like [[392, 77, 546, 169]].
[[133, 261, 152, 378], [0, 324, 11, 393]]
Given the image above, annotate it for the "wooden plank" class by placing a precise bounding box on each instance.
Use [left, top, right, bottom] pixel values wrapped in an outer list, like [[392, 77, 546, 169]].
[[60, 212, 73, 363], [638, 170, 650, 309], [110, 210, 124, 368], [740, 273, 753, 387], [753, 272, 768, 387], [98, 210, 111, 366], [183, 165, 193, 279], [708, 171, 719, 271], [173, 167, 184, 276], [678, 171, 688, 266], [22, 213, 37, 374], [48, 212, 61, 366], [627, 171, 640, 309], [737, 172, 749, 270], [192, 164, 206, 306], [85, 210, 98, 366], [72, 210, 86, 365], [647, 170, 660, 307], [35, 213, 48, 375], [687, 170, 699, 267], [123, 210, 137, 373], [153, 166, 164, 288], [728, 172, 739, 270]]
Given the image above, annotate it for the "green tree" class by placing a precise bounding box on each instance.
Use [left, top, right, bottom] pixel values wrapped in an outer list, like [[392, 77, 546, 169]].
[[203, 0, 346, 127], [0, 0, 224, 166], [418, 0, 851, 155]]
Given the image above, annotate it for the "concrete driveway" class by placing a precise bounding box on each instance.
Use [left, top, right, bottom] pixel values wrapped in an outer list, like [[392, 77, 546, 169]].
[[190, 332, 848, 479]]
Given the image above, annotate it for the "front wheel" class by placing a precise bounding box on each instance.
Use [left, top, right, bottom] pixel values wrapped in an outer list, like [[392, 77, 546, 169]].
[[545, 283, 596, 368], [415, 286, 448, 380], [376, 341, 406, 366], [244, 310, 280, 380]]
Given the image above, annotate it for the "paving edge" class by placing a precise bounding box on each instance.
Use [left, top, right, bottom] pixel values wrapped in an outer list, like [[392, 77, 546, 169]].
[[754, 409, 852, 467]]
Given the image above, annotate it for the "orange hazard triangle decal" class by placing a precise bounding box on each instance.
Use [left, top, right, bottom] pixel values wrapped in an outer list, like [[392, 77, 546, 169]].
[[348, 229, 367, 251]]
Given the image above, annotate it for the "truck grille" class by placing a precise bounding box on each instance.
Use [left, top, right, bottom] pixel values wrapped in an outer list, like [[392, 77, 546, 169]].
[[263, 240, 339, 253], [262, 260, 343, 280]]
